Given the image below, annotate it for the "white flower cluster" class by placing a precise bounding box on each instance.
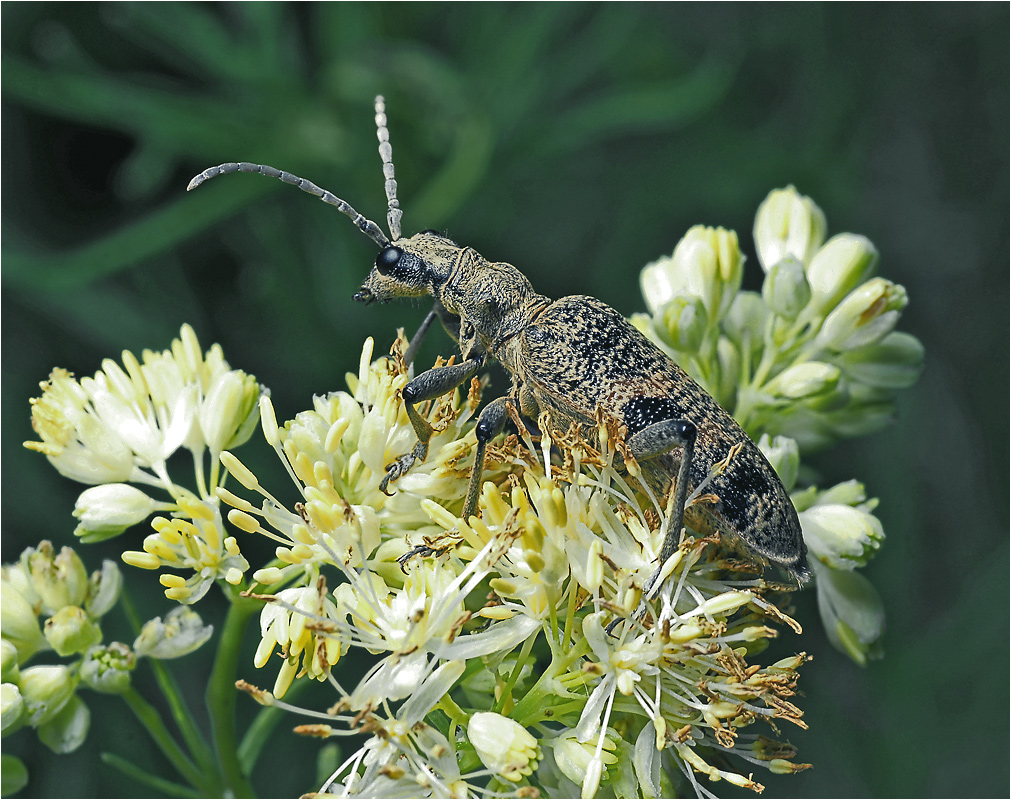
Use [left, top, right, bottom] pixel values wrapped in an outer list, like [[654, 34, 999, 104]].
[[637, 187, 922, 667], [223, 333, 811, 798], [24, 324, 261, 603], [638, 186, 922, 453]]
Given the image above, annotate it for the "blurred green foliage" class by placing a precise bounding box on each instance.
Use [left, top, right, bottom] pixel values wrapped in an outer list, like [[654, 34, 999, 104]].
[[2, 3, 1007, 797]]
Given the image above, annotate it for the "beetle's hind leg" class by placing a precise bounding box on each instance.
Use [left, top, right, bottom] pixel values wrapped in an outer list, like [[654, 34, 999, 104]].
[[606, 407, 698, 634], [626, 416, 698, 577]]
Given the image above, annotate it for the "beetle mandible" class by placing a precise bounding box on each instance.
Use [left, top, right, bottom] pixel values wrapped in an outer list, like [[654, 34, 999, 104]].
[[188, 95, 811, 596]]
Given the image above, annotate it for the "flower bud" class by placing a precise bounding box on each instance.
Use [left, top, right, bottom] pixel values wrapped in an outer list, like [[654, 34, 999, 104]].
[[813, 479, 869, 508], [25, 542, 89, 614], [757, 434, 800, 492], [199, 369, 261, 455], [1, 754, 29, 796], [805, 234, 879, 315], [801, 503, 883, 570], [836, 331, 925, 389], [72, 484, 158, 543], [37, 693, 90, 754], [762, 406, 835, 453], [822, 394, 895, 441], [1, 640, 19, 684], [721, 291, 768, 361], [753, 186, 826, 272], [80, 643, 136, 694], [134, 606, 213, 660], [639, 256, 678, 316], [714, 336, 740, 410], [812, 560, 885, 666], [18, 665, 75, 726], [1, 682, 26, 734], [762, 257, 811, 319], [85, 560, 122, 618], [641, 226, 742, 323], [1, 571, 46, 662], [766, 362, 841, 401], [468, 712, 541, 781], [654, 296, 707, 352], [553, 731, 618, 796], [816, 278, 908, 352], [43, 606, 102, 657]]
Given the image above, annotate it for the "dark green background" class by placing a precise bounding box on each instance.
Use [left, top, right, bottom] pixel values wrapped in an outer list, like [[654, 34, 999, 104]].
[[2, 3, 1007, 797]]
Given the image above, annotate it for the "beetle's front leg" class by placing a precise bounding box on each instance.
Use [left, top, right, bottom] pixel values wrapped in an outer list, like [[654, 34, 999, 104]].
[[380, 356, 484, 494]]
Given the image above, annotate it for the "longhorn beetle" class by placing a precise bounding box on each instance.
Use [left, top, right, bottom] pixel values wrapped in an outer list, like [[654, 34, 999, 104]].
[[189, 96, 810, 603]]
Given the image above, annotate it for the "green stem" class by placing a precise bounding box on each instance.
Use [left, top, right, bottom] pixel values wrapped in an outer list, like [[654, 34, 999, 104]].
[[494, 631, 538, 714], [118, 584, 216, 780], [101, 751, 202, 799], [510, 638, 590, 726], [149, 659, 218, 779], [205, 587, 260, 797], [435, 693, 469, 726], [560, 582, 578, 650], [121, 687, 208, 793]]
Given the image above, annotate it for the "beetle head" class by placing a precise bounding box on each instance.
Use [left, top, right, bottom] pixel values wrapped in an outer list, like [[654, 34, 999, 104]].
[[354, 232, 461, 305]]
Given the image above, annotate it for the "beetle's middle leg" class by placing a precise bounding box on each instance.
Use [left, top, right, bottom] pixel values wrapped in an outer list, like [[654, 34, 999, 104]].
[[380, 356, 483, 494]]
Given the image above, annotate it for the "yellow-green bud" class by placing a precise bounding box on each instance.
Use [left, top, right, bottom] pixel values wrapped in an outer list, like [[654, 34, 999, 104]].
[[715, 336, 740, 410], [468, 712, 541, 782], [721, 291, 768, 360], [134, 607, 213, 660], [1, 640, 19, 684], [1, 569, 46, 662], [766, 362, 841, 401], [18, 665, 75, 727], [806, 234, 879, 315], [753, 186, 827, 272], [72, 484, 157, 543], [654, 296, 707, 352], [812, 560, 885, 666], [816, 278, 908, 351], [199, 369, 261, 455], [85, 560, 122, 618], [1, 754, 29, 796], [815, 479, 869, 507], [801, 503, 883, 570], [640, 226, 742, 324], [553, 731, 618, 796], [80, 643, 136, 694], [836, 331, 925, 389], [1, 682, 26, 735], [37, 693, 90, 754], [757, 434, 800, 492], [43, 606, 102, 657], [25, 542, 89, 614], [762, 257, 811, 319]]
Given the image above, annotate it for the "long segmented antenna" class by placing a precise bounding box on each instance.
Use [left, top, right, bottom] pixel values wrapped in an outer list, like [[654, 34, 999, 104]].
[[187, 162, 390, 247], [374, 95, 402, 241]]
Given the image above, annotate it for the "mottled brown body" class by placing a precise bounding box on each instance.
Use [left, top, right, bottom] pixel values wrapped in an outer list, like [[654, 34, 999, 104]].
[[187, 96, 810, 585], [359, 235, 809, 582], [508, 295, 806, 576]]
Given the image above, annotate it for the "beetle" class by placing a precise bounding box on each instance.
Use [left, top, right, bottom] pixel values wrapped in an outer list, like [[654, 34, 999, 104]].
[[188, 96, 810, 599]]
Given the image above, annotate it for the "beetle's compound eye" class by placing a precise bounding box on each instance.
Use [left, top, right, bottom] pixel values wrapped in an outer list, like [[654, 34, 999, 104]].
[[376, 245, 403, 276]]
